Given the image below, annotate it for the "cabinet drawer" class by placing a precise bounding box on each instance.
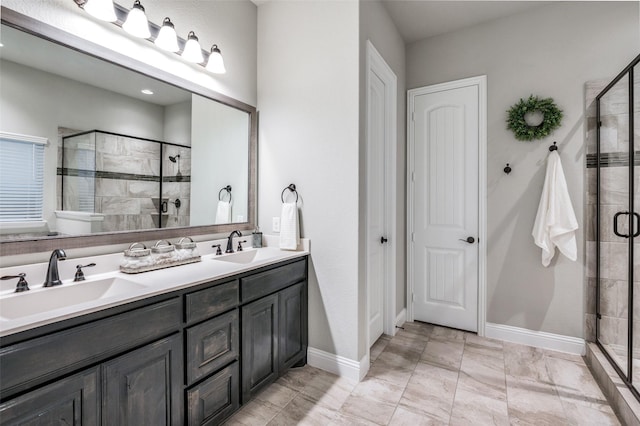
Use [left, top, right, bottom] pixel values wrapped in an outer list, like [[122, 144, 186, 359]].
[[240, 259, 306, 303], [186, 280, 239, 324], [187, 362, 239, 426], [186, 310, 239, 385], [0, 297, 180, 399]]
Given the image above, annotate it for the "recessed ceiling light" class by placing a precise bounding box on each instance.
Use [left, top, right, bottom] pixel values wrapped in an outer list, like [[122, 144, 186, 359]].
[[141, 89, 154, 95]]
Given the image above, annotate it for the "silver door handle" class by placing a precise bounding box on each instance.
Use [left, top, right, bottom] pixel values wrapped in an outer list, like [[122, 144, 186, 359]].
[[459, 237, 475, 244]]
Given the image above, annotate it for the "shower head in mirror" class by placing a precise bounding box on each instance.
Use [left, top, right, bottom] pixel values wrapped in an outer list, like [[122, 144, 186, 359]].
[[169, 154, 180, 163]]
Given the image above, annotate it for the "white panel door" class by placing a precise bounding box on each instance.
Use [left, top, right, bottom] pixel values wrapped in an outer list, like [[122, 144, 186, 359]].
[[367, 66, 386, 345], [412, 84, 479, 332]]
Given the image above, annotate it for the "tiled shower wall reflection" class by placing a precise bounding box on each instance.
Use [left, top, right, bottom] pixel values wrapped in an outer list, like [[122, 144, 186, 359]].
[[58, 131, 190, 232], [585, 79, 640, 351]]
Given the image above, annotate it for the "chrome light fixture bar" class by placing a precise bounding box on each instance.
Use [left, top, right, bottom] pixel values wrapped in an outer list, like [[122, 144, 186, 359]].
[[73, 0, 226, 73]]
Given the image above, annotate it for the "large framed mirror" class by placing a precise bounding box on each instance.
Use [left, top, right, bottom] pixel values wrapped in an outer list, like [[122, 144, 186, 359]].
[[0, 7, 257, 256]]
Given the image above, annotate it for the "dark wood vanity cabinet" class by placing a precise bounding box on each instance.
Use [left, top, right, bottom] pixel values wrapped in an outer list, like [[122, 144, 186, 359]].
[[0, 256, 308, 426], [241, 260, 308, 402]]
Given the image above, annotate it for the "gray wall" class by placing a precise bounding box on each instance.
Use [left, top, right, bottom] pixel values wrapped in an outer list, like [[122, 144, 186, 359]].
[[359, 0, 407, 357], [257, 1, 361, 361], [406, 1, 639, 338]]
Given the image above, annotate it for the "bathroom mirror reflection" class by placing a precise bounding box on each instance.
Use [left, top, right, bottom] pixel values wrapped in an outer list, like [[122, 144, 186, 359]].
[[0, 18, 254, 249]]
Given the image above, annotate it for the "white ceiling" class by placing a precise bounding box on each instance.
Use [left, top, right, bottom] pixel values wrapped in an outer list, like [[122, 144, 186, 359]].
[[381, 1, 547, 44]]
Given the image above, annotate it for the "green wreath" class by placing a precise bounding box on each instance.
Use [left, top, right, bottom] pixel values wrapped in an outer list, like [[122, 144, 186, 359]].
[[506, 95, 563, 141]]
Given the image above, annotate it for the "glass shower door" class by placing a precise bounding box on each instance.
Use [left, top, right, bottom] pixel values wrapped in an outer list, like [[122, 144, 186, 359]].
[[632, 63, 640, 393], [597, 74, 630, 377]]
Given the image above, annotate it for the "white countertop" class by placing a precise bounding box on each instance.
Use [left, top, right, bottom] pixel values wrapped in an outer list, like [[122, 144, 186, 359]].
[[0, 236, 309, 337]]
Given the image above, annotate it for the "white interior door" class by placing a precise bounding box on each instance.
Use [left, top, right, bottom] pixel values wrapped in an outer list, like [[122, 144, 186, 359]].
[[411, 81, 479, 332], [368, 69, 386, 345], [366, 41, 397, 347]]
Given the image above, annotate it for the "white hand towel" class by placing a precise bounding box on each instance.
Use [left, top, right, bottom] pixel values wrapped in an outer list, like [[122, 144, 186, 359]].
[[279, 202, 300, 250], [215, 200, 232, 224], [532, 151, 579, 267]]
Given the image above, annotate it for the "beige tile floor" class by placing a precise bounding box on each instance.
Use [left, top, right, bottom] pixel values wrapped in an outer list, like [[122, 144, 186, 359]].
[[225, 322, 620, 425]]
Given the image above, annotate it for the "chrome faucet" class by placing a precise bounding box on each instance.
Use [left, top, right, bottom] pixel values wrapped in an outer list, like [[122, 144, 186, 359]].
[[225, 230, 242, 253], [44, 249, 67, 287]]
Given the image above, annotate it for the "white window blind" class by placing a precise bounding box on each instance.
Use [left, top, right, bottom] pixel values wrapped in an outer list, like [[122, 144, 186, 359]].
[[0, 134, 46, 222]]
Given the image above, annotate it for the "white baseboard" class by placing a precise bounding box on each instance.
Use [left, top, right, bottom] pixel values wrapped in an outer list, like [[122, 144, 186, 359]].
[[307, 347, 369, 382], [485, 322, 585, 356], [396, 308, 406, 328]]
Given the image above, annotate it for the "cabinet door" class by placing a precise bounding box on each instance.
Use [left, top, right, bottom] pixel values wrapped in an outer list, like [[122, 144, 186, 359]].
[[279, 282, 308, 371], [241, 293, 279, 402], [103, 334, 183, 426], [0, 367, 99, 425]]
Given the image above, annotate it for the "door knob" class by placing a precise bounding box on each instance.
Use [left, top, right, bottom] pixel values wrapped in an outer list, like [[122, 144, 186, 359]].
[[459, 237, 475, 244], [380, 237, 388, 244]]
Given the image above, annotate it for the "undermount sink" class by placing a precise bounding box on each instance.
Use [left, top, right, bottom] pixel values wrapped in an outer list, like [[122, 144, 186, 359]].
[[211, 248, 282, 265], [0, 277, 147, 320]]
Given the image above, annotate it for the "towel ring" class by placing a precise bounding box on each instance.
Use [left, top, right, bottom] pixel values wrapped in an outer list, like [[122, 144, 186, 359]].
[[281, 184, 299, 203], [218, 185, 232, 202]]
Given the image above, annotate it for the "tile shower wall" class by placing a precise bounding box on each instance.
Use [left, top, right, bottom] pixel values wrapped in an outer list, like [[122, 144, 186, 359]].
[[58, 131, 191, 232], [585, 79, 640, 350]]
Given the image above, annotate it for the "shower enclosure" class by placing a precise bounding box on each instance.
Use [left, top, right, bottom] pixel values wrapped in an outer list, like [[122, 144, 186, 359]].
[[58, 130, 191, 232], [595, 54, 640, 398]]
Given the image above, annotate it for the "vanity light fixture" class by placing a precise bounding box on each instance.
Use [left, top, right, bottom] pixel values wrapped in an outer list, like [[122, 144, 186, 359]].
[[75, 0, 227, 74], [83, 0, 117, 22], [182, 31, 204, 63], [154, 17, 179, 52], [205, 44, 226, 74], [122, 0, 150, 39]]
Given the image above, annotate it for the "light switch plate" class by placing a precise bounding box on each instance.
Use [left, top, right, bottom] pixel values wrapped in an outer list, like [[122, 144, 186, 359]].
[[272, 217, 280, 232]]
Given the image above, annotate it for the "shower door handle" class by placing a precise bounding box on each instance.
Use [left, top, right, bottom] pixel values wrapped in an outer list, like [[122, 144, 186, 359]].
[[634, 212, 640, 238], [613, 211, 630, 238]]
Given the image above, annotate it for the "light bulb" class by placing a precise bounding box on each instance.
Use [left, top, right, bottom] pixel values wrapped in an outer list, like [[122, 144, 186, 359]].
[[206, 44, 226, 74], [182, 31, 204, 63], [122, 0, 150, 39], [154, 17, 179, 52], [84, 0, 117, 22]]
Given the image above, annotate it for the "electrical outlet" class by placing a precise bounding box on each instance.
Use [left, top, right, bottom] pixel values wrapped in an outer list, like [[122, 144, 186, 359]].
[[272, 217, 280, 232]]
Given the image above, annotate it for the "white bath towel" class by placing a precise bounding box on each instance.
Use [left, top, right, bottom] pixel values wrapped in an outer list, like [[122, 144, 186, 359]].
[[532, 151, 579, 267], [215, 200, 232, 224], [279, 202, 300, 250]]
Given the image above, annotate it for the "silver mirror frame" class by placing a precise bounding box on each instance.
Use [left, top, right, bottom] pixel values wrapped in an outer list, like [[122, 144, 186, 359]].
[[0, 7, 257, 256]]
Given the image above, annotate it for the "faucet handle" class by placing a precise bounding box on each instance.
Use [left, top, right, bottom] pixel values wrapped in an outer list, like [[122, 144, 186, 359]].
[[1, 273, 30, 292], [237, 240, 247, 252], [211, 244, 223, 256], [74, 263, 96, 282]]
